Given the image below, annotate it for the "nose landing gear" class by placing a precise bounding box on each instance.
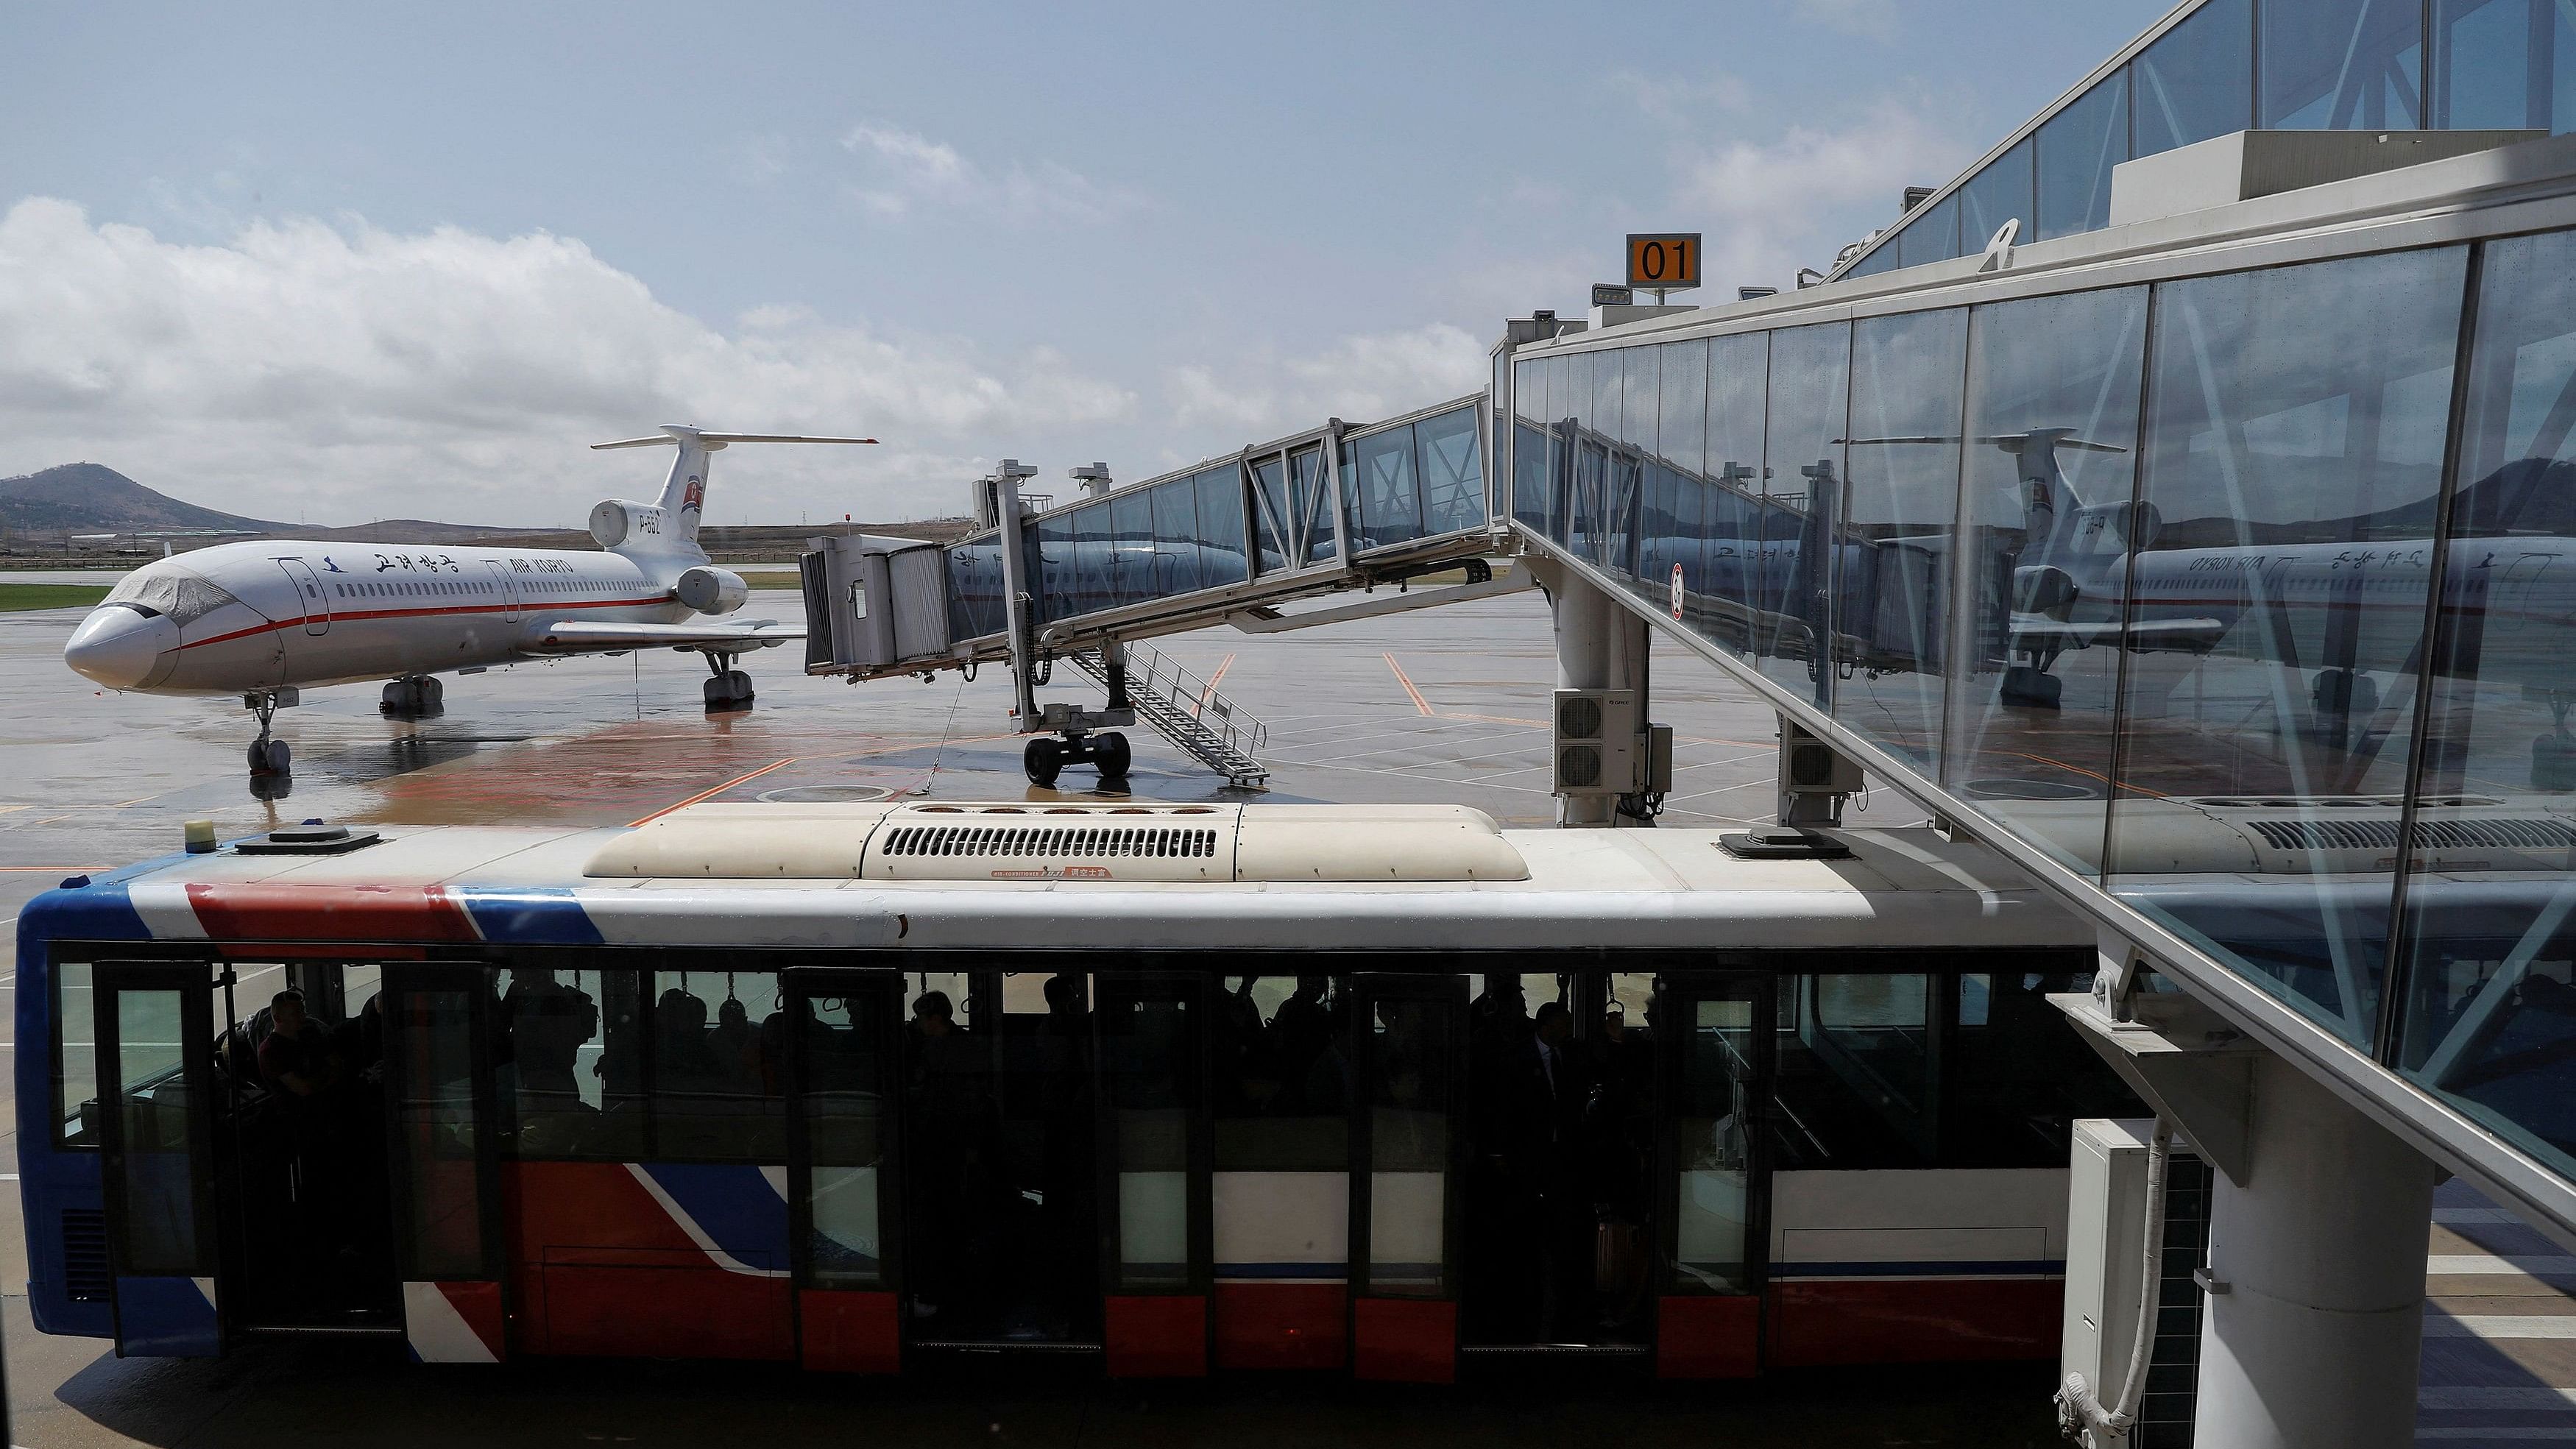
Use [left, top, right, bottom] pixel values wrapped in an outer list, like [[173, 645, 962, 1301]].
[[244, 687, 300, 775]]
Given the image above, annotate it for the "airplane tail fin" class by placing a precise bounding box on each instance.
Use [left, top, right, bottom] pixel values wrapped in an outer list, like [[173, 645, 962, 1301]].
[[591, 428, 880, 545]]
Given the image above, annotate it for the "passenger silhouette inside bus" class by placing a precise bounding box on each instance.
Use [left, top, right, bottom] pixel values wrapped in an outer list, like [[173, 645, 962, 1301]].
[[220, 974, 400, 1331]]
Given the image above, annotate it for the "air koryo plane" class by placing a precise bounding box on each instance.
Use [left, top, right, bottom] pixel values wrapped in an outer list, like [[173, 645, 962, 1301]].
[[62, 428, 873, 774]]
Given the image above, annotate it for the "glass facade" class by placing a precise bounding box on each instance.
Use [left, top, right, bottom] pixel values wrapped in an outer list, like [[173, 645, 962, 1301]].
[[937, 403, 1484, 642], [1844, 0, 2575, 280], [1512, 213, 2576, 1180]]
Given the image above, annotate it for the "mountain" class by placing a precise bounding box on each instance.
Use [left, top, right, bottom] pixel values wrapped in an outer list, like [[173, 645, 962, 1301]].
[[0, 462, 286, 534]]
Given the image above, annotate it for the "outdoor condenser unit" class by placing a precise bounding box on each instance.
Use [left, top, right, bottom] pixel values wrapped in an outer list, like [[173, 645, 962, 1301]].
[[1552, 688, 1642, 796], [2062, 1117, 2212, 1448]]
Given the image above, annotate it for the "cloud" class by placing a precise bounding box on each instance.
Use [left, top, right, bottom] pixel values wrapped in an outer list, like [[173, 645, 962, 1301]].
[[0, 198, 1134, 525], [838, 122, 1142, 224], [1164, 322, 1487, 440], [730, 133, 791, 187], [1669, 91, 1975, 290], [1607, 69, 1751, 127], [1793, 0, 1900, 40]]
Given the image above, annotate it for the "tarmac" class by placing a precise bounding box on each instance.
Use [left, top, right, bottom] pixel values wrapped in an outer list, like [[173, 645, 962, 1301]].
[[0, 577, 2560, 1445]]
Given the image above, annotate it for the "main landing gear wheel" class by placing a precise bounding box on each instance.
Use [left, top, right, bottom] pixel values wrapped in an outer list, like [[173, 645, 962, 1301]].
[[703, 656, 755, 713], [247, 739, 291, 773], [380, 674, 445, 716]]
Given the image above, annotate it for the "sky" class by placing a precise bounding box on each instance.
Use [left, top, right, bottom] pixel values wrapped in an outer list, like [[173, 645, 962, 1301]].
[[0, 0, 2171, 528]]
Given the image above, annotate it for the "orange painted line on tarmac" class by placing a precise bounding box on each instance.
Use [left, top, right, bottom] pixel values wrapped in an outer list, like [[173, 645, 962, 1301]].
[[1384, 653, 1434, 716], [628, 757, 799, 827], [1203, 653, 1236, 698]]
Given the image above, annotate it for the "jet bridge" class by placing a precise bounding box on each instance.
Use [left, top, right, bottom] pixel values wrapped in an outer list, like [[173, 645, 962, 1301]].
[[801, 394, 1524, 785]]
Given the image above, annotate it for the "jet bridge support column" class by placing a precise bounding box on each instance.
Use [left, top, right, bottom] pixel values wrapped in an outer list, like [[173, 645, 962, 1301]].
[[1532, 561, 1649, 827], [2056, 969, 2432, 1449]]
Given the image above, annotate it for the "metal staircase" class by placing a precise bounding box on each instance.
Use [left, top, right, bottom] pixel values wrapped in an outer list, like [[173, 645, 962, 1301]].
[[1069, 643, 1270, 790]]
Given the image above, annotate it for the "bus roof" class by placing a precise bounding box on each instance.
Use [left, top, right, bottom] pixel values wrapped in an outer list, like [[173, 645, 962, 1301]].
[[23, 804, 2088, 954]]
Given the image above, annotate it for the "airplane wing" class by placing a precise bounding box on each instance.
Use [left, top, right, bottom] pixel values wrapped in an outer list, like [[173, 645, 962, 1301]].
[[519, 618, 804, 655]]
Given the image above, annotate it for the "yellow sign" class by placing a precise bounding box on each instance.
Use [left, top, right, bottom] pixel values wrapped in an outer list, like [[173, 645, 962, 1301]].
[[1626, 233, 1702, 291]]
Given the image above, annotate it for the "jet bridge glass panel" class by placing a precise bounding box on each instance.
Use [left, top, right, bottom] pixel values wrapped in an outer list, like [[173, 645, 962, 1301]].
[[2262, 0, 2424, 130], [1836, 308, 1967, 770], [1944, 285, 2151, 876], [2432, 0, 2576, 131], [2106, 244, 2467, 1049], [2393, 226, 2576, 1179]]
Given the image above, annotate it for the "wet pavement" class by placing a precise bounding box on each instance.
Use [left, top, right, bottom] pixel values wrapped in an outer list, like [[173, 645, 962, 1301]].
[[6, 578, 2557, 1444]]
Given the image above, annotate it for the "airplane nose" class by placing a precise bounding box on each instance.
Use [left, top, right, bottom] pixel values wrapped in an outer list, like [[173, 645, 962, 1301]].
[[64, 606, 182, 690]]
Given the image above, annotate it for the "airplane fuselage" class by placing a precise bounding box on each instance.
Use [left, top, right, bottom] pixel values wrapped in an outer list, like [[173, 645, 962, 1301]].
[[70, 539, 688, 696]]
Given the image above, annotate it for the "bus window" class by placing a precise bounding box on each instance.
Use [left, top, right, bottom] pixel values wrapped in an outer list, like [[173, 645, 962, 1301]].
[[652, 970, 783, 1161], [1367, 996, 1454, 1297], [1674, 995, 1758, 1292], [55, 962, 96, 1147], [342, 964, 382, 1022], [1100, 988, 1196, 1291], [501, 967, 642, 1161], [1946, 970, 2142, 1167], [394, 985, 486, 1276], [1772, 974, 1936, 1169], [1214, 975, 1347, 1169], [113, 985, 200, 1275], [803, 991, 893, 1289]]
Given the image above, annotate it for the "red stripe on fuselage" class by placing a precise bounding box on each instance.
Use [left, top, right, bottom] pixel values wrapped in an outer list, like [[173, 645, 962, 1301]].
[[181, 882, 481, 946], [179, 597, 673, 651]]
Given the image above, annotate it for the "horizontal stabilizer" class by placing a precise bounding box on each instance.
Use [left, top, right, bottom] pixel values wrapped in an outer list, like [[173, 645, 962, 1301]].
[[592, 431, 877, 450]]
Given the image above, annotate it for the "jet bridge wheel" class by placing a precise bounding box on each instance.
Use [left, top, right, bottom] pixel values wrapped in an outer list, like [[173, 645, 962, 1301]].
[[1025, 737, 1065, 787], [1095, 731, 1131, 782]]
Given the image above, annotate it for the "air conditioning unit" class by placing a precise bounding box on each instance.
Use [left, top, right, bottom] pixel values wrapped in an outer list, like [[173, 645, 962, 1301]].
[[1778, 718, 1864, 806], [1553, 689, 1642, 796]]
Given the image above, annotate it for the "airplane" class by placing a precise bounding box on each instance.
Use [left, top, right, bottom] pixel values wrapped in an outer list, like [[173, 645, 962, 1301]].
[[62, 428, 874, 775]]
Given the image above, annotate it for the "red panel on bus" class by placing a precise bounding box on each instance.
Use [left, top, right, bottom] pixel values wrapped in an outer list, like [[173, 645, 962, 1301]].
[[1765, 1280, 2059, 1367], [503, 1162, 792, 1362], [1656, 1294, 1759, 1378], [1351, 1297, 1454, 1384], [537, 1253, 791, 1360], [183, 882, 475, 946], [1104, 1294, 1207, 1378], [1214, 1283, 1346, 1370], [798, 1289, 899, 1374]]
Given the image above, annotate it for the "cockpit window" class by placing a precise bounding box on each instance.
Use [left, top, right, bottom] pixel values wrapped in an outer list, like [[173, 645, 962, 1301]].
[[104, 568, 241, 626]]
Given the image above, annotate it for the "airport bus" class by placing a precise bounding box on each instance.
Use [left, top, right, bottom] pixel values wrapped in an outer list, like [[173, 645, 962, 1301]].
[[15, 800, 2143, 1380]]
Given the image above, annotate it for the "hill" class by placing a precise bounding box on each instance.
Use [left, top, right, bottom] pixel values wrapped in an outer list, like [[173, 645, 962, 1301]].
[[0, 462, 285, 534]]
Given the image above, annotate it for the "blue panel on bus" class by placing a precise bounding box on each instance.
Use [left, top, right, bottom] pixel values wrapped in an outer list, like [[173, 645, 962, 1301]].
[[637, 1163, 789, 1274], [456, 888, 604, 946], [115, 1275, 220, 1357], [16, 879, 152, 958]]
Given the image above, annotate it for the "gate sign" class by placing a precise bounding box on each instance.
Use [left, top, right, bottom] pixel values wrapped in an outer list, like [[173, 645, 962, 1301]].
[[1671, 563, 1686, 620], [1627, 233, 1702, 292]]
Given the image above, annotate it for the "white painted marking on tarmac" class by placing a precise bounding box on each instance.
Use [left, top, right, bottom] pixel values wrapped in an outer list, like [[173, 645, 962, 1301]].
[[2431, 1254, 2576, 1274], [2426, 1315, 2576, 1337], [2421, 1386, 2576, 1409]]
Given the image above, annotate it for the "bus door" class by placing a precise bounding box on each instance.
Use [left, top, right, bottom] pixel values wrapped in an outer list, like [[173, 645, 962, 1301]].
[[93, 962, 222, 1357], [1346, 972, 1468, 1383], [781, 969, 906, 1373], [1655, 973, 1772, 1378], [383, 966, 506, 1361], [1091, 971, 1214, 1376]]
